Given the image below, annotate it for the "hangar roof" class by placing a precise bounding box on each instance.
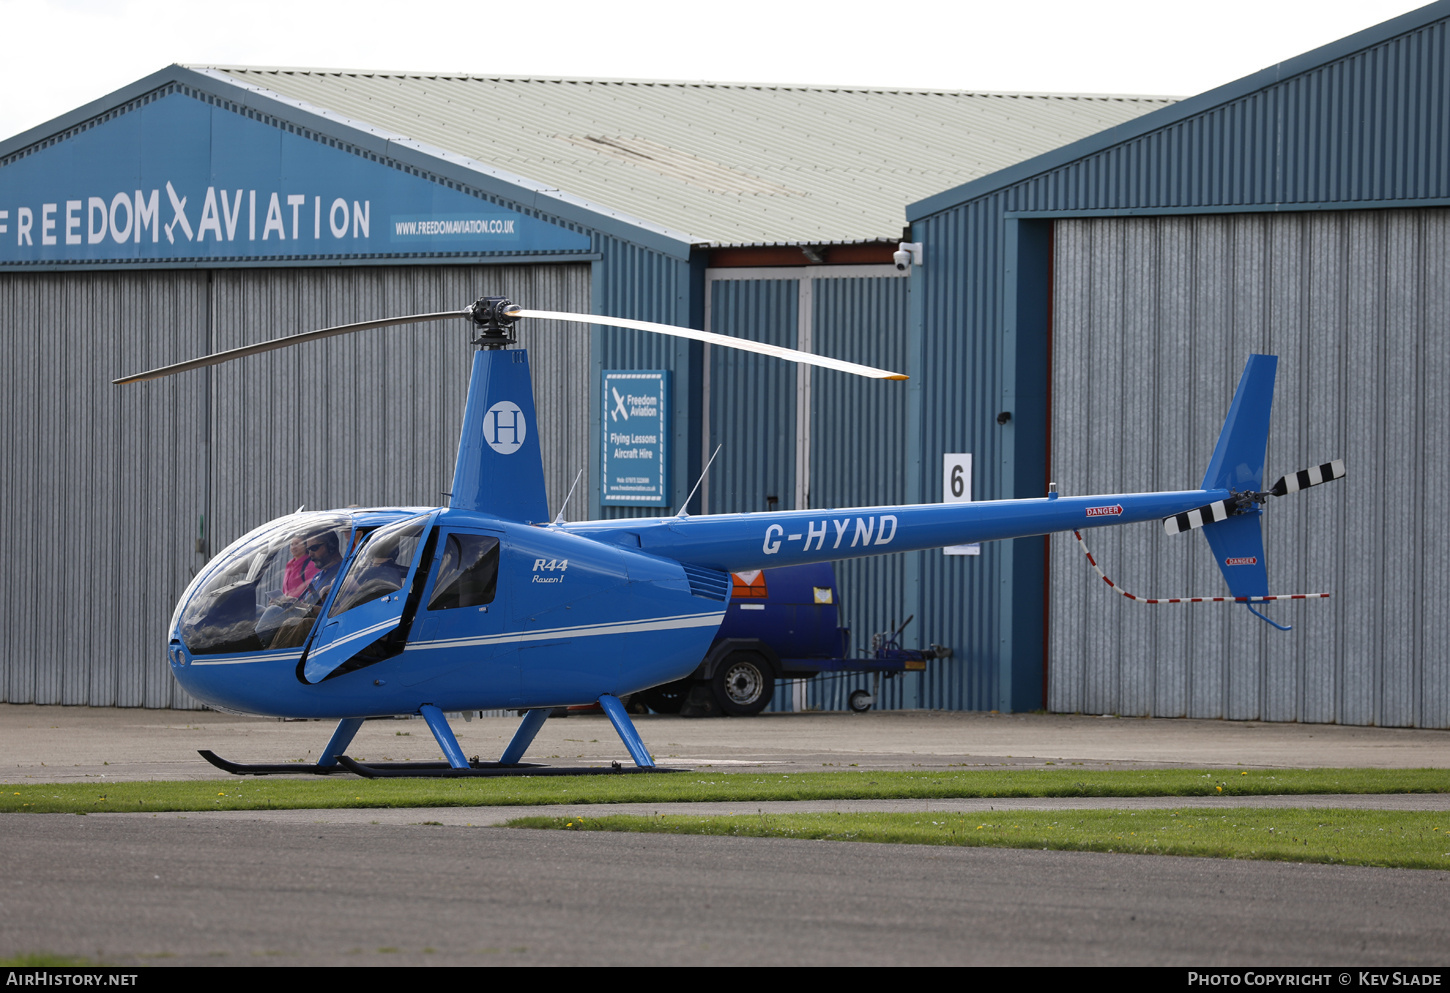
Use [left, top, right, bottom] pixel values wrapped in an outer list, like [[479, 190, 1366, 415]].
[[195, 68, 1174, 248], [907, 0, 1450, 221]]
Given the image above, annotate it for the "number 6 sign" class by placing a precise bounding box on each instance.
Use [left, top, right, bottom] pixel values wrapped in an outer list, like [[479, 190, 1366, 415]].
[[942, 454, 980, 556]]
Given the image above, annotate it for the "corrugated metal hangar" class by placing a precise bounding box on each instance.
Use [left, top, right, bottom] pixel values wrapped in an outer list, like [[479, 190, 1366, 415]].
[[0, 65, 1164, 710], [907, 1, 1450, 726], [2, 0, 1447, 726]]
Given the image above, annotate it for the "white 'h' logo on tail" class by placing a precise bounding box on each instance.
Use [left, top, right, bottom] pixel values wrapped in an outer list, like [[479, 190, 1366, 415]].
[[483, 401, 526, 454]]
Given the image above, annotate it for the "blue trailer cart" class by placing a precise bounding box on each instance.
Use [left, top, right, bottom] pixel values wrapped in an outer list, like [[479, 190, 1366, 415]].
[[638, 562, 949, 717]]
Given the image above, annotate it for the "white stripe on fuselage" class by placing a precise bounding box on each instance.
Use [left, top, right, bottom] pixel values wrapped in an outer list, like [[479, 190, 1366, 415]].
[[306, 617, 403, 661], [190, 649, 303, 666], [407, 611, 727, 652], [186, 611, 726, 665]]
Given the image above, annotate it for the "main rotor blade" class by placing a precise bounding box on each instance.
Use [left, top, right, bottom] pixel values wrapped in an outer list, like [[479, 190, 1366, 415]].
[[511, 308, 908, 380], [113, 310, 469, 384]]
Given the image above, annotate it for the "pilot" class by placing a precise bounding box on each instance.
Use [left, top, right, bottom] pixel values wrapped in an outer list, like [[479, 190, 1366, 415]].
[[300, 530, 344, 603]]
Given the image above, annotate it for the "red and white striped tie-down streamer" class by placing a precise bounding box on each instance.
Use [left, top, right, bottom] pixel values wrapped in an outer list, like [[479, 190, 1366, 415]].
[[1070, 530, 1330, 604]]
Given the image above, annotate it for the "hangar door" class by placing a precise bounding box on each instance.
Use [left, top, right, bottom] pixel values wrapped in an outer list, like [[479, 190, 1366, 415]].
[[0, 270, 210, 709], [702, 265, 912, 708], [0, 262, 589, 709], [1048, 209, 1450, 728]]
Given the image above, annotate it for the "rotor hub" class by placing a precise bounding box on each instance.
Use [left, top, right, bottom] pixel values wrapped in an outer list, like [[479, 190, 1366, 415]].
[[467, 296, 522, 348]]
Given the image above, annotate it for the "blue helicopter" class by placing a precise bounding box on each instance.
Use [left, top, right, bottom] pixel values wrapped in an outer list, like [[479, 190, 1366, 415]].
[[116, 297, 1342, 777]]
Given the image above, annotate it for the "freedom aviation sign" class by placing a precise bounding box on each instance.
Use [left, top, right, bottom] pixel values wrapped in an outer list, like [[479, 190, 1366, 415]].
[[0, 90, 589, 266], [601, 370, 670, 506]]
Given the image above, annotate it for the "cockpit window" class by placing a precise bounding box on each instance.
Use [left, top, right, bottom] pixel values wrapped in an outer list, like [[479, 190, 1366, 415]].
[[177, 514, 353, 655], [328, 516, 427, 618], [427, 533, 500, 610]]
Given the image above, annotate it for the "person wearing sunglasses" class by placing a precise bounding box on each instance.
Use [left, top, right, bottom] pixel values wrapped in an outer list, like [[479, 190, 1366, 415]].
[[300, 531, 343, 598]]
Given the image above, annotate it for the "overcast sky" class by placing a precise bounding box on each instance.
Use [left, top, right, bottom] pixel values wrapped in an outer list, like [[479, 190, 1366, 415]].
[[0, 0, 1434, 142]]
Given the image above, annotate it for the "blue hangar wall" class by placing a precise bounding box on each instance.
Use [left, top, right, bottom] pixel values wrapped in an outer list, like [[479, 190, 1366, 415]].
[[0, 66, 709, 709], [0, 66, 920, 711], [699, 265, 914, 714], [905, 1, 1450, 725]]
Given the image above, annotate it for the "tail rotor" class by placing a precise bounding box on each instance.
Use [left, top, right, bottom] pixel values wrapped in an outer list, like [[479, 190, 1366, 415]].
[[1158, 456, 1344, 629], [1150, 356, 1345, 629], [1164, 459, 1345, 536]]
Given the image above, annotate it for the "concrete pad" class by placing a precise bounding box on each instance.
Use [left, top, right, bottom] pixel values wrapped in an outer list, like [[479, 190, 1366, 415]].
[[79, 791, 1450, 830], [1, 703, 1447, 783]]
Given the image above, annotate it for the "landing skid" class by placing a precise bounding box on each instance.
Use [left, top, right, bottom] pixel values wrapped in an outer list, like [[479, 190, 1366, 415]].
[[198, 749, 675, 778], [200, 693, 667, 778], [337, 757, 673, 778], [199, 749, 352, 776]]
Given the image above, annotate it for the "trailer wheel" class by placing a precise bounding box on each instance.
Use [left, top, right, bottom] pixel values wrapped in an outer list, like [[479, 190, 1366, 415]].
[[711, 652, 774, 717], [848, 689, 873, 713], [641, 681, 689, 715]]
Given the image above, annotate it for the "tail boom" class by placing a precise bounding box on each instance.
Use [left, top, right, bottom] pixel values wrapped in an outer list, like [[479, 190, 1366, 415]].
[[566, 488, 1229, 574]]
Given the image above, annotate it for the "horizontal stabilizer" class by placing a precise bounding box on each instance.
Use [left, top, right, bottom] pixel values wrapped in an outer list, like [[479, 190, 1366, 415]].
[[1270, 459, 1345, 497]]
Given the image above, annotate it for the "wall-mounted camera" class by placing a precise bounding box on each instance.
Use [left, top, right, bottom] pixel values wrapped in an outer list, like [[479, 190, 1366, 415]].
[[895, 241, 923, 270]]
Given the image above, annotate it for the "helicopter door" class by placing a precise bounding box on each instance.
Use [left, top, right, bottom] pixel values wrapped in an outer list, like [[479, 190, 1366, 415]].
[[403, 527, 516, 702], [300, 512, 436, 684]]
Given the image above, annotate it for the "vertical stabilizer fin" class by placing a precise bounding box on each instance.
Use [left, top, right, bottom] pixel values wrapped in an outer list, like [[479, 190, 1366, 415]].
[[1201, 354, 1277, 493], [1200, 355, 1275, 616], [450, 348, 549, 522]]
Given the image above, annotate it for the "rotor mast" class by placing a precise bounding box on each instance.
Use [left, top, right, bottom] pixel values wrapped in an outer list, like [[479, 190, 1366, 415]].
[[449, 297, 549, 522]]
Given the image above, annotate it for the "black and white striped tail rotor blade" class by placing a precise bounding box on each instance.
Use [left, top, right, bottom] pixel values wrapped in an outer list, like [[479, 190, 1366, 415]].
[[1164, 459, 1345, 534], [509, 308, 909, 381], [1163, 500, 1233, 535], [1269, 459, 1345, 497]]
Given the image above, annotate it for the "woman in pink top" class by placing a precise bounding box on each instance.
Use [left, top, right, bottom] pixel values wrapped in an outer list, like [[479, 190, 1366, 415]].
[[282, 536, 319, 598]]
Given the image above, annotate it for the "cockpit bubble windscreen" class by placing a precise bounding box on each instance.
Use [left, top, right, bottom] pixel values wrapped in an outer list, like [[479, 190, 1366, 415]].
[[177, 514, 353, 655]]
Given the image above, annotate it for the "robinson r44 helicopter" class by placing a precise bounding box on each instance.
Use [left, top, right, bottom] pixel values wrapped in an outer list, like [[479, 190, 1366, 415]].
[[116, 297, 1343, 777]]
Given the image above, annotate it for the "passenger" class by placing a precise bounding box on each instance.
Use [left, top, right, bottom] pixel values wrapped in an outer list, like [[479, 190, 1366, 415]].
[[257, 529, 346, 647], [281, 536, 319, 598], [360, 547, 407, 590], [331, 535, 414, 615]]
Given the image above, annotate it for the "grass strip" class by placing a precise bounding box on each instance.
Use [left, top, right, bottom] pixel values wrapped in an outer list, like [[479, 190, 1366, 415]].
[[507, 807, 1450, 870], [0, 954, 93, 967], [0, 767, 1445, 814]]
